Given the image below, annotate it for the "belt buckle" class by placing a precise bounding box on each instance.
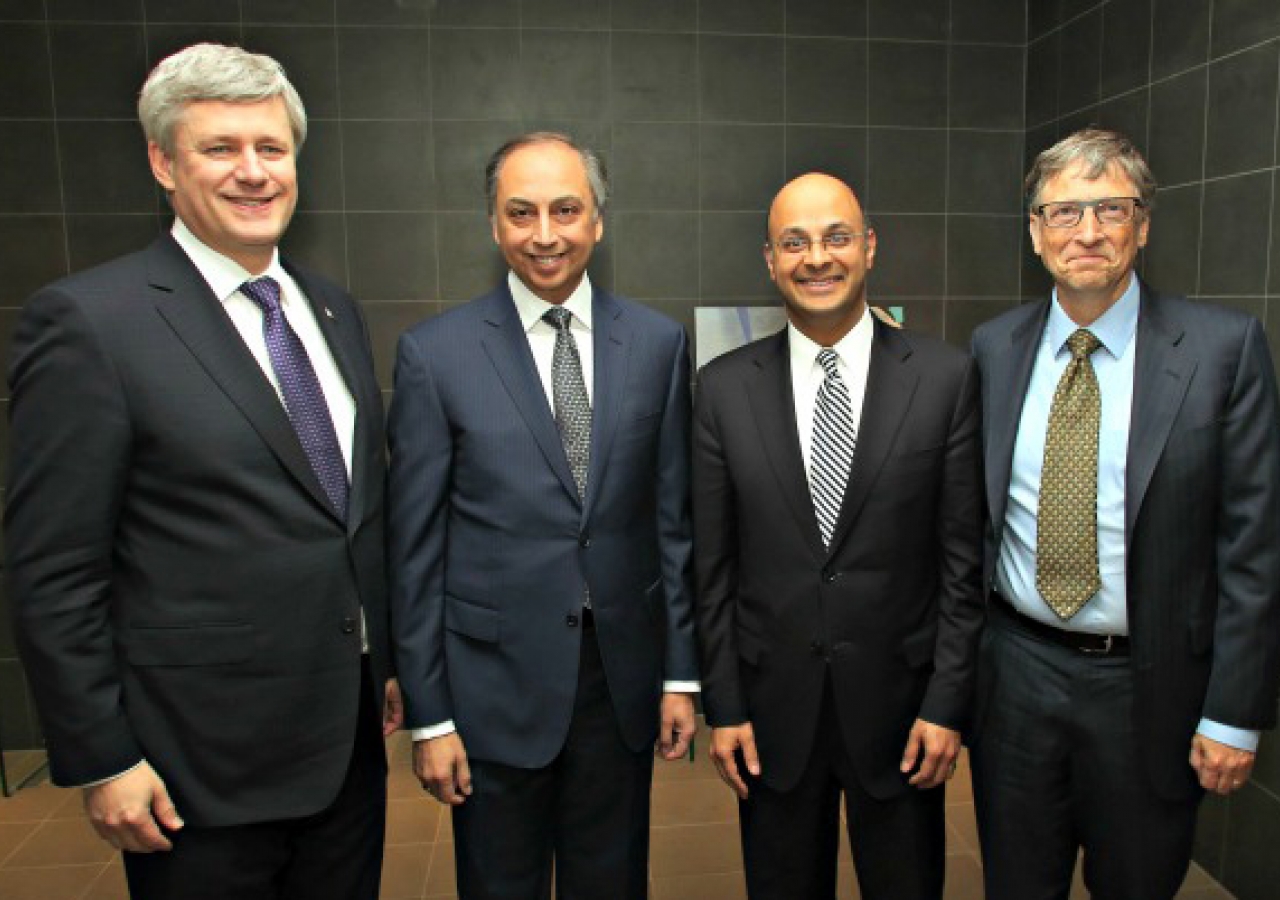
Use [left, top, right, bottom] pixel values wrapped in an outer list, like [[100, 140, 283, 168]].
[[1081, 634, 1114, 656]]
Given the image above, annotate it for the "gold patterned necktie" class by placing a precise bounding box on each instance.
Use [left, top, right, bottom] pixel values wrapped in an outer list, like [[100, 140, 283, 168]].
[[1036, 328, 1102, 620]]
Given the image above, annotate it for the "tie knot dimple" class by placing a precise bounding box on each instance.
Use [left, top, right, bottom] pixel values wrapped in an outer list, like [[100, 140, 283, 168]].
[[1067, 328, 1101, 359], [242, 277, 282, 314], [543, 306, 572, 331], [817, 348, 840, 376]]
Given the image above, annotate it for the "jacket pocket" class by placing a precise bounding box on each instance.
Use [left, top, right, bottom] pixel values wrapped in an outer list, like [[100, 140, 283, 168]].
[[445, 596, 501, 643]]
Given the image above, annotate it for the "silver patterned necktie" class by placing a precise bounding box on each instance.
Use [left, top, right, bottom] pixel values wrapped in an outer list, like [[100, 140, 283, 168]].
[[1036, 328, 1102, 619], [810, 348, 856, 548], [241, 277, 349, 521], [543, 306, 591, 499]]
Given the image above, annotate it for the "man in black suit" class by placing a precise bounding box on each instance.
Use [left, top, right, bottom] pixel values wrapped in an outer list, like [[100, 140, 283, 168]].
[[969, 128, 1280, 899], [388, 132, 698, 899], [693, 172, 985, 899], [6, 43, 399, 900]]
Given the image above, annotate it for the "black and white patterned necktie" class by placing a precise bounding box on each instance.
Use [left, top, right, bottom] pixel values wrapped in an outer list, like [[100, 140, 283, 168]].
[[543, 306, 591, 499], [810, 348, 856, 547]]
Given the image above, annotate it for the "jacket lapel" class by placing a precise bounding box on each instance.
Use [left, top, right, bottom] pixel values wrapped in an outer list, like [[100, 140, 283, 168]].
[[746, 331, 826, 558], [147, 236, 341, 522], [826, 319, 918, 554], [479, 288, 581, 504], [985, 301, 1047, 537], [287, 260, 380, 533], [584, 289, 628, 521], [1125, 286, 1193, 540]]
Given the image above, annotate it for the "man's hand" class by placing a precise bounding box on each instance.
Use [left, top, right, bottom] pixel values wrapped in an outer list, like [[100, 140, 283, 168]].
[[1190, 734, 1256, 795], [83, 761, 183, 853], [382, 678, 405, 736], [413, 733, 472, 806], [900, 719, 961, 789], [658, 692, 697, 761], [710, 723, 761, 800]]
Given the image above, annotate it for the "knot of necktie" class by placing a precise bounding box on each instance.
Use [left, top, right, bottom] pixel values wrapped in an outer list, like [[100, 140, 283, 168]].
[[1066, 328, 1101, 360], [241, 277, 283, 314], [543, 306, 572, 332], [817, 348, 840, 378]]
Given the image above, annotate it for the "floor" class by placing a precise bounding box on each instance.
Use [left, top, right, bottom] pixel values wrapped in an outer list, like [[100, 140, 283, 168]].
[[0, 730, 1235, 900]]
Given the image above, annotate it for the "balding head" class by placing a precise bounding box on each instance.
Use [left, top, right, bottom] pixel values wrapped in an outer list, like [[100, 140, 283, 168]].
[[763, 172, 876, 347], [767, 173, 866, 239]]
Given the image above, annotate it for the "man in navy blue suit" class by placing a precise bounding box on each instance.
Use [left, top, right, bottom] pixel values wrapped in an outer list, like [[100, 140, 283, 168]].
[[388, 132, 698, 899]]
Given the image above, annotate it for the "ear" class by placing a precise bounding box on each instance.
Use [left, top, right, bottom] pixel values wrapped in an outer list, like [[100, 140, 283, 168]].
[[864, 228, 877, 270], [762, 242, 778, 283], [1028, 214, 1044, 256], [1136, 213, 1150, 250], [593, 214, 604, 243], [148, 141, 176, 192], [490, 215, 500, 245]]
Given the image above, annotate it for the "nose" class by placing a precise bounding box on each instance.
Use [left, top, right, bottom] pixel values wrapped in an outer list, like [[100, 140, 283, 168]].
[[1076, 208, 1103, 241], [235, 148, 267, 182], [803, 239, 832, 266], [534, 210, 555, 245]]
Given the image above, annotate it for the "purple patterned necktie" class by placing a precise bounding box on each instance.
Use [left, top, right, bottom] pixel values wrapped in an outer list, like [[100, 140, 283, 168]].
[[241, 277, 349, 521]]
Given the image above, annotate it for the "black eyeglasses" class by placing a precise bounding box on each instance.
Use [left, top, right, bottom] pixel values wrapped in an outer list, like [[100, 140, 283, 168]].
[[1035, 197, 1145, 228]]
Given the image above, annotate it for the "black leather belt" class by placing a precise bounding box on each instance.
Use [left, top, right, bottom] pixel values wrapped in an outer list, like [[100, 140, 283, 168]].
[[991, 592, 1130, 657]]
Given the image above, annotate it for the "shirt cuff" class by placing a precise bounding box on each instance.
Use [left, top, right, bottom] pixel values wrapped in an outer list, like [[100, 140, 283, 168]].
[[663, 681, 700, 693], [76, 759, 145, 789], [1197, 718, 1260, 752], [411, 720, 457, 742]]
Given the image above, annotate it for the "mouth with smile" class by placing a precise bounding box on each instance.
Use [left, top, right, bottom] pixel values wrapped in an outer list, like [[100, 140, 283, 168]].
[[796, 273, 845, 292], [529, 251, 569, 272], [224, 194, 280, 214]]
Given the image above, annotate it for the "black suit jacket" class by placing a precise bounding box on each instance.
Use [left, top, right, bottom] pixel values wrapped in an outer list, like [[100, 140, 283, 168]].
[[387, 284, 697, 767], [5, 234, 391, 826], [693, 319, 985, 799], [971, 283, 1280, 800]]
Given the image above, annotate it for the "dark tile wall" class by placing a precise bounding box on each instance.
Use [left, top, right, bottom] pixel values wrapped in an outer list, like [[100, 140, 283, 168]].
[[1027, 2, 1280, 897], [0, 0, 1029, 754], [3, 6, 1280, 890]]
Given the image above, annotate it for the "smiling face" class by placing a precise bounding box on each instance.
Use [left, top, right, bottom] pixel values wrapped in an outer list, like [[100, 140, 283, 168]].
[[1030, 159, 1149, 314], [490, 140, 603, 305], [148, 96, 297, 275], [765, 173, 876, 346]]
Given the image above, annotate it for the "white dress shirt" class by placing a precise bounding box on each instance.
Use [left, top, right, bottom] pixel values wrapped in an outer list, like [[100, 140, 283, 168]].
[[787, 308, 874, 486]]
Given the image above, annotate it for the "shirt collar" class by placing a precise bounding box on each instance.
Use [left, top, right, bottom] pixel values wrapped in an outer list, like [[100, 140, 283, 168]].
[[171, 218, 287, 303], [508, 271, 594, 334], [1047, 273, 1140, 359], [787, 305, 873, 373]]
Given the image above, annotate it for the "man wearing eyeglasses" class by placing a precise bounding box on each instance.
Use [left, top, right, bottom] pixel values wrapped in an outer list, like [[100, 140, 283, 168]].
[[693, 172, 984, 898], [969, 128, 1280, 899]]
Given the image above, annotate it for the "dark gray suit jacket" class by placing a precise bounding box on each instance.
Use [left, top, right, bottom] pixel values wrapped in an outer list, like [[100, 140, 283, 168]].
[[694, 320, 985, 798], [387, 284, 697, 767], [971, 283, 1280, 799], [6, 234, 391, 826]]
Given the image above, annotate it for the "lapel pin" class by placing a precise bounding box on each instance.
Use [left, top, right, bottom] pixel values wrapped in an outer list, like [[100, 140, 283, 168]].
[[324, 307, 335, 319]]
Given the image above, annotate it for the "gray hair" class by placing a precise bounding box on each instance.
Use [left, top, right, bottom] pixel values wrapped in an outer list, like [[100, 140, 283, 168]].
[[139, 43, 307, 157], [1025, 128, 1157, 212], [484, 132, 609, 218]]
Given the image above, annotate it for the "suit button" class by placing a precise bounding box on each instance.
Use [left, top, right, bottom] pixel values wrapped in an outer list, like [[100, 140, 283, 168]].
[[566, 614, 580, 627], [341, 617, 357, 634], [579, 535, 591, 548], [810, 640, 825, 656], [822, 569, 838, 584]]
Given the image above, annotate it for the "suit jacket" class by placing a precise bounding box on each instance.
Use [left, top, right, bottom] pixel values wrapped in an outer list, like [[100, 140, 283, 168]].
[[971, 283, 1280, 800], [693, 319, 985, 799], [5, 234, 391, 827], [387, 284, 697, 767]]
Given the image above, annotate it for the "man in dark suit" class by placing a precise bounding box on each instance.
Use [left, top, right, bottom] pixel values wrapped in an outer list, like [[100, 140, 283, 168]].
[[388, 132, 698, 899], [6, 44, 398, 900], [969, 128, 1280, 899], [693, 172, 985, 899]]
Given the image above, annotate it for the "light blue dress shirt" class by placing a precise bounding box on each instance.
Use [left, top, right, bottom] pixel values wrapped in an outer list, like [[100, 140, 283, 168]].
[[995, 275, 1256, 752]]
